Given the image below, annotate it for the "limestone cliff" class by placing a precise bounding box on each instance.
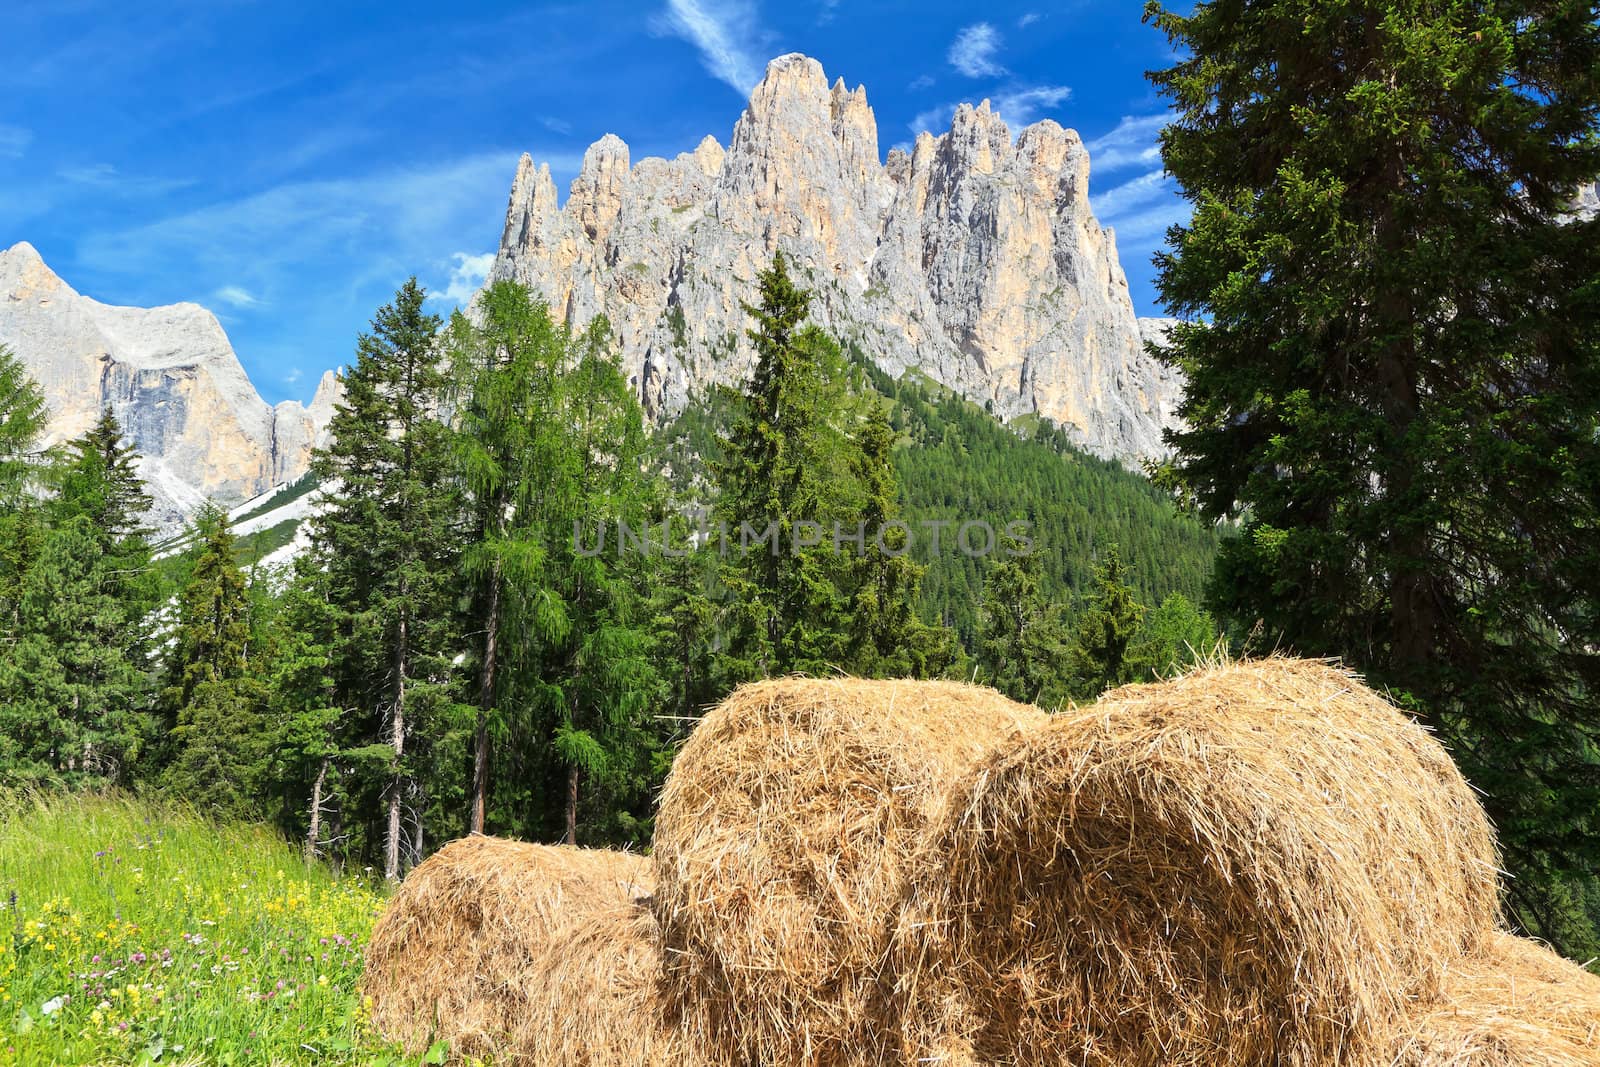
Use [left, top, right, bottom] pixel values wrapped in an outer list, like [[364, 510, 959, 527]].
[[0, 241, 337, 527], [490, 53, 1181, 461]]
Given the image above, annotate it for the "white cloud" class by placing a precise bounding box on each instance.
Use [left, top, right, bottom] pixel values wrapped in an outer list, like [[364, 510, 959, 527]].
[[1086, 114, 1170, 174], [541, 116, 574, 135], [909, 84, 1071, 140], [991, 85, 1072, 127], [907, 103, 957, 139], [284, 367, 303, 385], [949, 22, 1006, 78], [81, 154, 526, 284], [214, 285, 263, 309], [907, 74, 935, 91], [655, 0, 765, 95], [58, 162, 194, 197], [0, 124, 31, 159], [1092, 169, 1190, 244], [1092, 169, 1171, 218], [75, 152, 545, 404], [1018, 12, 1041, 27], [429, 251, 496, 307]]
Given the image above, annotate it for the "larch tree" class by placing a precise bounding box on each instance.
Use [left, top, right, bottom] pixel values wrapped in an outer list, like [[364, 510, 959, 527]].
[[444, 279, 573, 837]]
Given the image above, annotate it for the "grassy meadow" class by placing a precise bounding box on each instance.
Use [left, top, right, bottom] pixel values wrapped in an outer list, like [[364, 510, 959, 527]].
[[0, 794, 416, 1066]]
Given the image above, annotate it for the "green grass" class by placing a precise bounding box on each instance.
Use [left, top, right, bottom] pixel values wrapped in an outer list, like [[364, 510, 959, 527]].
[[232, 475, 321, 528], [0, 794, 406, 1066]]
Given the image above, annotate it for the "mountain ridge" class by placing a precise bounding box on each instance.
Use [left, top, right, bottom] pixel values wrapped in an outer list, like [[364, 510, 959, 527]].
[[488, 53, 1182, 462], [0, 239, 337, 527]]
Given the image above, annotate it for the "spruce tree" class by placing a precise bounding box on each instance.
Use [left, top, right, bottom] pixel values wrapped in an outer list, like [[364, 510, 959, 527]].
[[1146, 0, 1600, 951], [160, 504, 268, 817], [261, 557, 345, 860], [0, 409, 156, 783], [0, 345, 47, 500], [311, 278, 459, 879], [0, 347, 48, 646], [844, 399, 956, 678], [1065, 545, 1146, 701], [716, 252, 861, 678], [977, 536, 1072, 707]]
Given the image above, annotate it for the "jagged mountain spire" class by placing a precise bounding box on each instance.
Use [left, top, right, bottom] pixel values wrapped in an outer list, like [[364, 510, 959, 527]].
[[488, 52, 1180, 461]]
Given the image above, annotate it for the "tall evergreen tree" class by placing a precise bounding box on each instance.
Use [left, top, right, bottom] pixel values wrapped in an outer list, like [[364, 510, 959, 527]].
[[546, 318, 663, 844], [0, 409, 156, 783], [0, 347, 48, 643], [261, 557, 345, 860], [1066, 545, 1147, 701], [0, 345, 47, 500], [311, 278, 459, 880], [1147, 0, 1600, 952], [160, 504, 267, 817], [844, 399, 956, 678], [716, 252, 862, 678], [1130, 592, 1219, 681], [977, 536, 1072, 708]]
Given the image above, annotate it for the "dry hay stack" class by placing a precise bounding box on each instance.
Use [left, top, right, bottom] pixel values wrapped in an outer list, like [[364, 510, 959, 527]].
[[1390, 932, 1600, 1066], [365, 835, 689, 1064], [508, 900, 709, 1066], [652, 677, 1046, 1066], [895, 657, 1502, 1067]]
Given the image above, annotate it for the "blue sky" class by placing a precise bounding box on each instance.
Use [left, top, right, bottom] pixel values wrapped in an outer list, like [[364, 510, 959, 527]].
[[1, 1, 1187, 406]]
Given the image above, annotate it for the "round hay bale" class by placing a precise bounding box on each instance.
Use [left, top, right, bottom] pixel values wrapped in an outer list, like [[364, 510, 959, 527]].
[[510, 902, 710, 1067], [896, 657, 1501, 1067], [652, 677, 1046, 1066], [1389, 932, 1600, 1066], [364, 836, 654, 1061]]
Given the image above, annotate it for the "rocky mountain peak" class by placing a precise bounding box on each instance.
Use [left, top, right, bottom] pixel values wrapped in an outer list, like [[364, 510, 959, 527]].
[[570, 134, 631, 243], [0, 241, 338, 528], [689, 135, 725, 178], [487, 53, 1182, 461]]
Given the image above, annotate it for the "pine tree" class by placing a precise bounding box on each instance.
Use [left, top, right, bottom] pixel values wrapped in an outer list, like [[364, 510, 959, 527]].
[[977, 535, 1072, 708], [1146, 0, 1600, 952], [716, 252, 862, 678], [160, 504, 268, 817], [0, 409, 156, 783], [311, 278, 459, 879], [1065, 545, 1146, 701]]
